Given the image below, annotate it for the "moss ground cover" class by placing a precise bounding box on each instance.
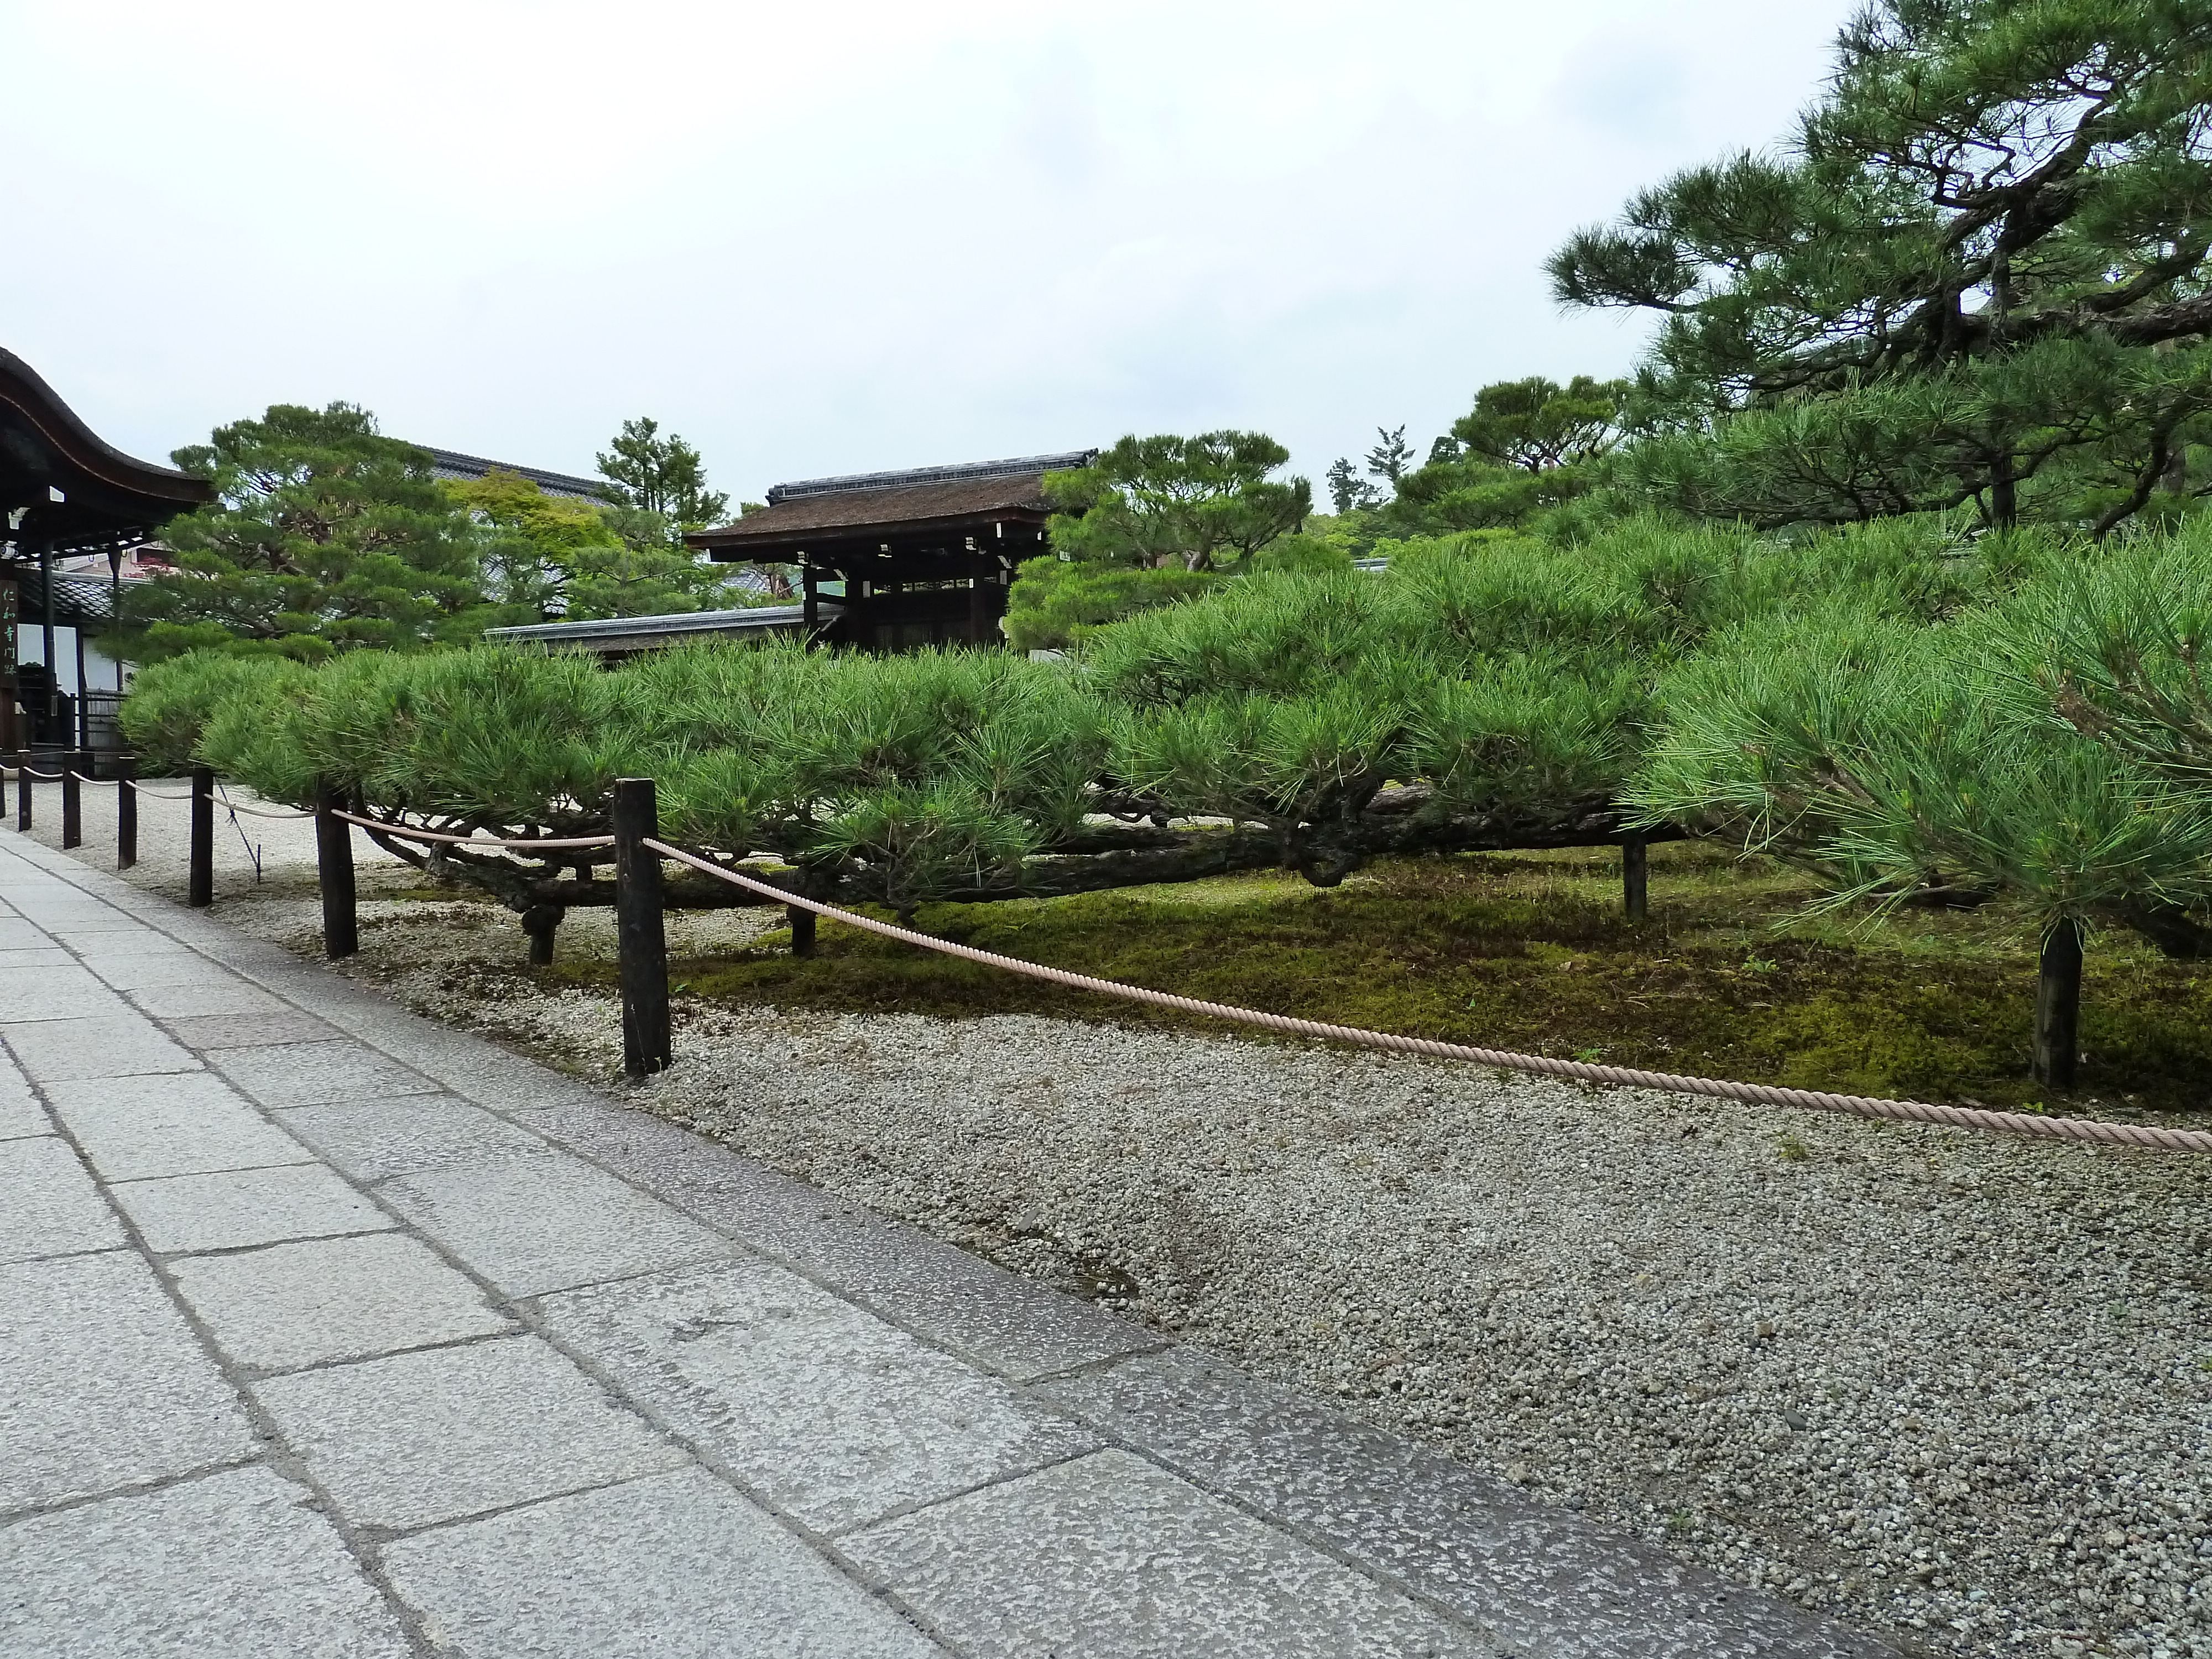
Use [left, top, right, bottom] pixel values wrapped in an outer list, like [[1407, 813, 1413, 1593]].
[[542, 841, 2212, 1119]]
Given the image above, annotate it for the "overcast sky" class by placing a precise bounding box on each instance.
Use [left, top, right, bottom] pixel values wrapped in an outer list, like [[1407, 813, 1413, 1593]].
[[2, 1, 1853, 507]]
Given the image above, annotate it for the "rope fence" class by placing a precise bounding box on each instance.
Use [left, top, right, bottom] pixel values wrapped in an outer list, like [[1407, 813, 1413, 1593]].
[[641, 838, 2212, 1155], [8, 759, 2208, 1153]]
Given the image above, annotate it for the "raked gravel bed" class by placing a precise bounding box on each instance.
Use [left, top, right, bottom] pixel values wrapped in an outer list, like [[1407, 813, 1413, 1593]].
[[22, 779, 2212, 1659]]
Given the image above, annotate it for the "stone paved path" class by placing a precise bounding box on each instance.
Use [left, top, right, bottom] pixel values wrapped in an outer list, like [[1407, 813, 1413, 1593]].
[[0, 829, 1894, 1658]]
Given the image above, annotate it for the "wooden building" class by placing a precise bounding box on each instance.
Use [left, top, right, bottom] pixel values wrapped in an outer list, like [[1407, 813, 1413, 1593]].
[[1, 348, 212, 751], [686, 451, 1095, 651]]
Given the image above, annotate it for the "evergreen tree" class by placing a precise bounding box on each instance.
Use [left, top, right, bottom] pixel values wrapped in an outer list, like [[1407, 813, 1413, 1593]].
[[1325, 456, 1381, 514], [1452, 377, 1630, 473], [596, 416, 731, 528], [130, 404, 489, 659], [447, 470, 727, 622], [1364, 425, 1415, 486], [1551, 0, 2212, 531], [1042, 432, 1312, 572]]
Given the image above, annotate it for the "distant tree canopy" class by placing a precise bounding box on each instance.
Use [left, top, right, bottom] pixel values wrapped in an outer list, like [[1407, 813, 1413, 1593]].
[[449, 469, 728, 623], [137, 404, 488, 660], [1042, 432, 1312, 573], [1376, 377, 1631, 538], [126, 405, 735, 660], [1552, 0, 2212, 533], [596, 416, 731, 529]]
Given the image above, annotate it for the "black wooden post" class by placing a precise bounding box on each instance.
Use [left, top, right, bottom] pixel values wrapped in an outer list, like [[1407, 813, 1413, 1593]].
[[611, 778, 671, 1077], [60, 749, 84, 849], [188, 765, 214, 908], [2033, 916, 2083, 1091], [15, 750, 31, 832], [315, 782, 358, 959], [116, 757, 137, 870], [787, 902, 817, 958], [1622, 834, 1648, 921]]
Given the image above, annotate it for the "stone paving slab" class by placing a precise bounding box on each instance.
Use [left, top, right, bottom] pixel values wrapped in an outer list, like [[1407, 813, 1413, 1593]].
[[380, 1468, 947, 1658], [539, 1258, 1100, 1535], [281, 1090, 556, 1183], [0, 1134, 127, 1263], [845, 1448, 1497, 1658], [0, 962, 133, 1022], [110, 1161, 397, 1254], [171, 1232, 517, 1373], [209, 1037, 439, 1109], [46, 1071, 313, 1182], [0, 827, 1894, 1658], [1, 1250, 254, 1512], [1, 1011, 203, 1082], [253, 1334, 693, 1531], [378, 1150, 734, 1297], [0, 1465, 413, 1659]]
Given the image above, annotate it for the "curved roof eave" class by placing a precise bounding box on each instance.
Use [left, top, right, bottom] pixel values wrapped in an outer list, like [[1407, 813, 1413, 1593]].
[[1, 347, 213, 522]]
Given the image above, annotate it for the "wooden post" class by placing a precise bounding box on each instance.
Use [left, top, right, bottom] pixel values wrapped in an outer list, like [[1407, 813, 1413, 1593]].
[[60, 750, 83, 849], [787, 902, 816, 958], [1622, 834, 1648, 921], [2032, 916, 2083, 1091], [187, 765, 214, 908], [315, 782, 358, 959], [611, 777, 671, 1077], [13, 750, 28, 832], [116, 757, 137, 870]]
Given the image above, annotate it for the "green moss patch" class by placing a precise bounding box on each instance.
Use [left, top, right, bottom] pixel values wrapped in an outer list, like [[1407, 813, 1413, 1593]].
[[550, 844, 2212, 1118]]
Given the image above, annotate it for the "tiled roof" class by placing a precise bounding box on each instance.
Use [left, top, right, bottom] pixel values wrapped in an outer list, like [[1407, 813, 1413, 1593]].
[[422, 447, 609, 502]]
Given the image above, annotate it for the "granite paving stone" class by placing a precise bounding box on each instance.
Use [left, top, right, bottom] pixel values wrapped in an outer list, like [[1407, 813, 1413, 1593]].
[[46, 1071, 312, 1182], [280, 1091, 554, 1183], [380, 1468, 946, 1658], [160, 1008, 344, 1050], [252, 1334, 691, 1531], [0, 916, 46, 950], [126, 979, 291, 1018], [0, 1134, 126, 1263], [378, 1152, 732, 1297], [0, 1054, 46, 1139], [0, 944, 74, 969], [171, 1232, 517, 1373], [0, 1250, 254, 1512], [0, 1464, 411, 1659], [0, 962, 132, 1022], [1, 1012, 204, 1082], [73, 945, 222, 992], [539, 1258, 1099, 1533], [1039, 1348, 1892, 1659], [515, 1097, 1160, 1380], [109, 1162, 396, 1254], [208, 1039, 435, 1109], [843, 1448, 1497, 1658]]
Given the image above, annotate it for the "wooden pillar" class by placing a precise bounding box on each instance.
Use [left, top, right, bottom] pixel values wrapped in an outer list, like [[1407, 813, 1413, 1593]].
[[2033, 916, 2083, 1091], [13, 750, 29, 832], [187, 765, 214, 908], [38, 541, 56, 727], [967, 557, 989, 644], [520, 903, 563, 966], [60, 750, 82, 849], [1623, 835, 1648, 921], [315, 782, 358, 959], [787, 902, 816, 958], [116, 757, 137, 870], [611, 778, 671, 1076], [801, 561, 820, 639]]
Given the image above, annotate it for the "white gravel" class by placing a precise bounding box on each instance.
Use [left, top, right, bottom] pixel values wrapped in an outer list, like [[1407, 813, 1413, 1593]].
[[24, 776, 2212, 1659]]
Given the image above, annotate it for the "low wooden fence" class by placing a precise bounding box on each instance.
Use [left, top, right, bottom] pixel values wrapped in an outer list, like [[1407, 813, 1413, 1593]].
[[7, 756, 2208, 1154]]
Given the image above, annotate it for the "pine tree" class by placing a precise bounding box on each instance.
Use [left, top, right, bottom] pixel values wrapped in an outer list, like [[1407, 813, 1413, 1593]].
[[131, 404, 490, 659], [1043, 432, 1312, 572], [595, 417, 731, 528], [1552, 0, 2212, 531], [1364, 426, 1415, 487]]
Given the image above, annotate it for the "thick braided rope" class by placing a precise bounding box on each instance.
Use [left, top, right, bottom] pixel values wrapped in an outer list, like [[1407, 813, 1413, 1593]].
[[6, 764, 64, 780], [333, 810, 615, 852], [123, 782, 200, 801], [645, 839, 2212, 1155]]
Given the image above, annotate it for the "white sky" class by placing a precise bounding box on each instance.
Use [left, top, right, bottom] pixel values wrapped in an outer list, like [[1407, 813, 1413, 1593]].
[[1, 1, 1853, 505]]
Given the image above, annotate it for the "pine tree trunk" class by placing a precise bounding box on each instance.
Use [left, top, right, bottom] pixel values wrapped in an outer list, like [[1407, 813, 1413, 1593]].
[[2032, 917, 2083, 1091], [1989, 466, 2019, 530]]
